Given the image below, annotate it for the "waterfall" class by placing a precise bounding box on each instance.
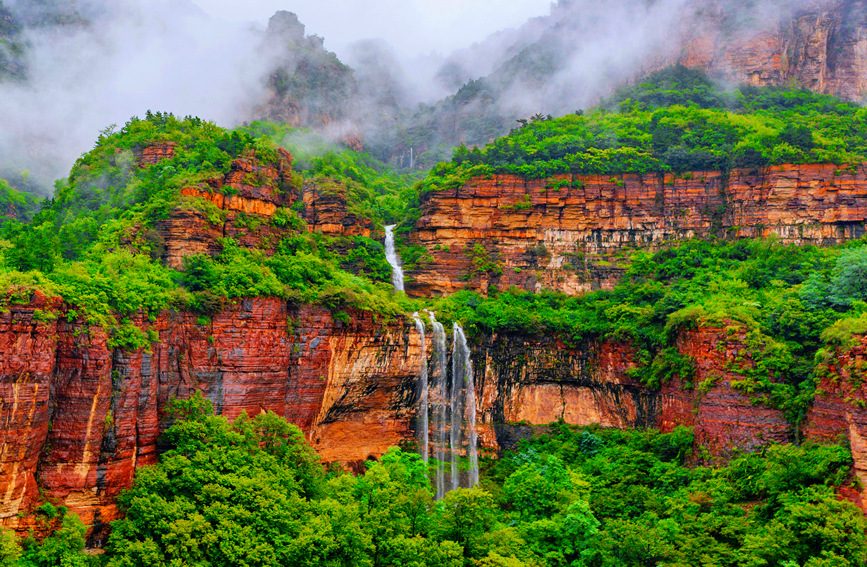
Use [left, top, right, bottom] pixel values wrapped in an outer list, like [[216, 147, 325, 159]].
[[413, 313, 428, 463], [426, 312, 479, 498], [428, 311, 448, 500], [450, 323, 464, 491], [453, 323, 479, 489], [384, 225, 404, 291]]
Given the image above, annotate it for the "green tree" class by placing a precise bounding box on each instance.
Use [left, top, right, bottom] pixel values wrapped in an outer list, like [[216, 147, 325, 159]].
[[432, 489, 496, 560], [0, 530, 20, 567]]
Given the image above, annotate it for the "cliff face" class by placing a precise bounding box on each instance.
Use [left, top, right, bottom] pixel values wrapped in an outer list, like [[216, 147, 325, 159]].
[[2, 287, 865, 535], [672, 0, 867, 102], [156, 147, 298, 269], [470, 325, 790, 462], [805, 334, 867, 510], [301, 180, 373, 238], [5, 147, 867, 533], [407, 165, 867, 296], [0, 297, 420, 539]]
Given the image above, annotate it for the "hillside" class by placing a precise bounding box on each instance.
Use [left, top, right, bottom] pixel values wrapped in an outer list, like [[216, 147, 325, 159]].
[[383, 0, 867, 167], [0, 63, 866, 565]]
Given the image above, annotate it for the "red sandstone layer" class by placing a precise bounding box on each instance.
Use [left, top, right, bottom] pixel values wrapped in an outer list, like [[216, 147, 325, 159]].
[[407, 165, 867, 296]]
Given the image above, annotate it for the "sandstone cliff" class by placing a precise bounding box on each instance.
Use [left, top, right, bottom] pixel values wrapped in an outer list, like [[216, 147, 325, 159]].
[[154, 146, 299, 269], [407, 164, 867, 296], [0, 296, 421, 540], [4, 146, 867, 536], [671, 0, 867, 102], [805, 333, 867, 510], [4, 293, 862, 538]]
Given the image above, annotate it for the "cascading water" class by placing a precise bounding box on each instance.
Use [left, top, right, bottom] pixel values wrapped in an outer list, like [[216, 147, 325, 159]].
[[454, 324, 479, 488], [412, 313, 428, 463], [425, 312, 479, 498], [449, 323, 465, 491], [428, 312, 448, 500], [384, 225, 404, 292]]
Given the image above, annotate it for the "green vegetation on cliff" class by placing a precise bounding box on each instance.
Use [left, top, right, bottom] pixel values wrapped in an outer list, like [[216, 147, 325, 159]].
[[241, 121, 424, 225], [4, 399, 862, 567], [421, 66, 867, 191], [0, 112, 413, 348], [429, 237, 867, 425]]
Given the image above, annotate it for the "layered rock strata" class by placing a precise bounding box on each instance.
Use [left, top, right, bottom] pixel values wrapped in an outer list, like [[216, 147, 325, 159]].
[[0, 298, 420, 540], [301, 180, 373, 238], [157, 148, 298, 269], [1, 291, 865, 534], [672, 0, 867, 102], [805, 333, 867, 510], [407, 165, 867, 296]]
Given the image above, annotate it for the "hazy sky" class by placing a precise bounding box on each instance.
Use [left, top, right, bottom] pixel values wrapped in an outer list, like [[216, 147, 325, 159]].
[[193, 0, 553, 55]]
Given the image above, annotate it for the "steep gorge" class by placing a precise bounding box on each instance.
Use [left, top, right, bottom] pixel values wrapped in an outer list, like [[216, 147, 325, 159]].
[[2, 144, 867, 537]]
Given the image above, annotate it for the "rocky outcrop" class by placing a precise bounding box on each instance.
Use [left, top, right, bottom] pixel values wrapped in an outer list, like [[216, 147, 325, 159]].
[[805, 333, 867, 510], [136, 143, 176, 167], [407, 164, 867, 296], [0, 297, 420, 540], [671, 0, 867, 102], [302, 180, 373, 238], [254, 11, 357, 129], [157, 148, 299, 269], [673, 326, 791, 461]]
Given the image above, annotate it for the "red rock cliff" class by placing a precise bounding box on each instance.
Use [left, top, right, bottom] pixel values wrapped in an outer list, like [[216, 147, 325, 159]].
[[0, 297, 421, 540], [2, 289, 864, 536], [669, 0, 867, 102], [805, 333, 867, 509], [4, 146, 867, 534], [407, 165, 867, 297]]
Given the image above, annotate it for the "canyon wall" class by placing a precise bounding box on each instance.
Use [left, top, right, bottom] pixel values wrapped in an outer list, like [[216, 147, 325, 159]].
[[0, 296, 420, 540], [406, 164, 867, 296], [4, 294, 860, 538], [670, 0, 867, 102], [3, 145, 867, 535]]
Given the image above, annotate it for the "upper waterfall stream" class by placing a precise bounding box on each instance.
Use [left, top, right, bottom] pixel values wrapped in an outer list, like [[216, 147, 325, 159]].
[[384, 224, 404, 292]]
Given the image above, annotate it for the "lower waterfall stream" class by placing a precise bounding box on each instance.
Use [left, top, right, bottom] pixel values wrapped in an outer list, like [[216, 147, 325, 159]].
[[385, 232, 478, 496]]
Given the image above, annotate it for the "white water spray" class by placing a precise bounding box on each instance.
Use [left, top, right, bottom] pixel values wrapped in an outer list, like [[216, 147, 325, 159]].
[[454, 324, 479, 488], [426, 312, 479, 498], [384, 225, 404, 291], [428, 311, 449, 500], [413, 313, 429, 463]]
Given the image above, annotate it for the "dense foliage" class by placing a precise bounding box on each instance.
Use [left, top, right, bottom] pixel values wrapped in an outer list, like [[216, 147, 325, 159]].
[[0, 113, 415, 347], [240, 121, 424, 226], [5, 400, 862, 566], [0, 177, 41, 228], [427, 237, 867, 425], [421, 67, 867, 191]]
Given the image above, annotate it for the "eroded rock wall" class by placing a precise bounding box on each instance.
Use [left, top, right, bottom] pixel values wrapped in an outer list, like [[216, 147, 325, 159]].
[[407, 165, 867, 296], [672, 0, 867, 102], [2, 291, 865, 533], [0, 298, 419, 539], [805, 334, 867, 510]]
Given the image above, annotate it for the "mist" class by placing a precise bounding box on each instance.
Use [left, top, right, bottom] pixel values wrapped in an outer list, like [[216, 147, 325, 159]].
[[0, 0, 834, 192], [0, 0, 276, 191]]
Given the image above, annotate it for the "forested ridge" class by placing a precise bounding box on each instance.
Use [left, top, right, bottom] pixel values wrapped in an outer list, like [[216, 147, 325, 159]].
[[1, 68, 867, 565]]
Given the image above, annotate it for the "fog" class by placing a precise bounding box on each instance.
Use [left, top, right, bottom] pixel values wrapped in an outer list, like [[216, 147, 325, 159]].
[[0, 0, 827, 192]]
